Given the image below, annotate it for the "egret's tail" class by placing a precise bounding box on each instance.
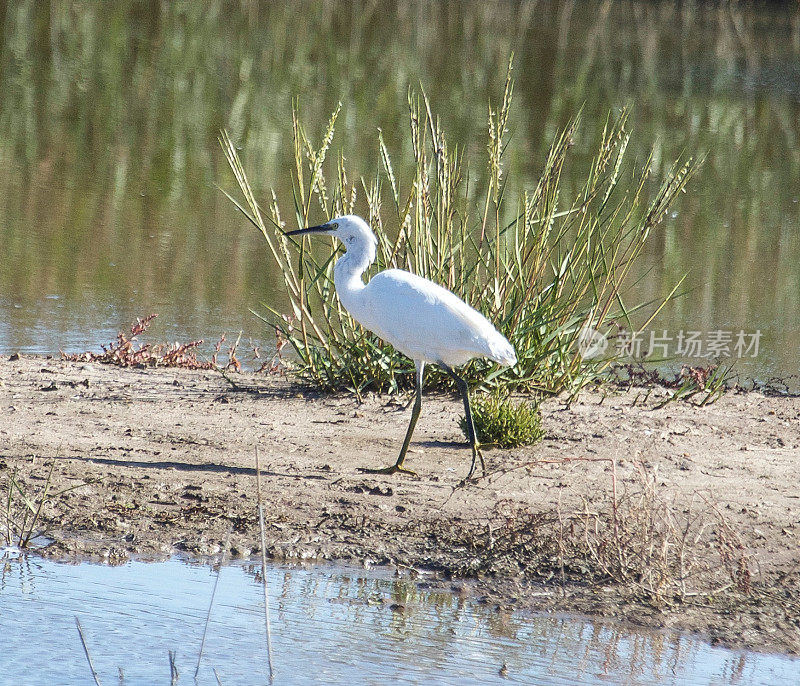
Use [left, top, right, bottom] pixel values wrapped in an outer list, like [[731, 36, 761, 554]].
[[487, 333, 517, 367]]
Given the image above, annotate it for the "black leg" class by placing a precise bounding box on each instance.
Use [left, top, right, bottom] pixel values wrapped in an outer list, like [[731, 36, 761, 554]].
[[360, 361, 424, 475], [439, 363, 485, 479]]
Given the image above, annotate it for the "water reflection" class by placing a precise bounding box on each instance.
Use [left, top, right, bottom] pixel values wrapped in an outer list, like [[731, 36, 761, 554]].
[[1, 555, 798, 685], [0, 1, 798, 377]]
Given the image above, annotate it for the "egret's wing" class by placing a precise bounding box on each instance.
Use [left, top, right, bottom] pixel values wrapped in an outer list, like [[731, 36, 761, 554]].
[[353, 270, 515, 365]]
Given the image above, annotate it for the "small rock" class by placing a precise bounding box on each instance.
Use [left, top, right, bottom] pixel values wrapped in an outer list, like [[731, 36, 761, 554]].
[[369, 485, 393, 497]]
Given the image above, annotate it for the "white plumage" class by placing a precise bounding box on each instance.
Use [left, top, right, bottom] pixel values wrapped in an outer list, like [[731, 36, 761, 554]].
[[287, 215, 517, 478], [347, 269, 517, 367]]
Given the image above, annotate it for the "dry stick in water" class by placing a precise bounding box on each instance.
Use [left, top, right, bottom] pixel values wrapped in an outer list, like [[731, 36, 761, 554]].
[[75, 617, 103, 686], [256, 446, 275, 680], [194, 529, 232, 679], [169, 650, 179, 685]]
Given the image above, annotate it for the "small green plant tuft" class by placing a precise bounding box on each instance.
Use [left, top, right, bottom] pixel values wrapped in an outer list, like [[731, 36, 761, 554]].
[[461, 392, 544, 449]]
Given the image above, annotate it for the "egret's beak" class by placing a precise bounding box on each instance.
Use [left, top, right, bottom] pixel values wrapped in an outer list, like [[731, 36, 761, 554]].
[[285, 222, 335, 237]]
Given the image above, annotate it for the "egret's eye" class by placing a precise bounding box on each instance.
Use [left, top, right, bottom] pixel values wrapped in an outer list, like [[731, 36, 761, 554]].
[[330, 222, 339, 230]]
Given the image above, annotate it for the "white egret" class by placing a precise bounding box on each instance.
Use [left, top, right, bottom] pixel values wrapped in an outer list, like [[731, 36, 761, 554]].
[[286, 215, 517, 478]]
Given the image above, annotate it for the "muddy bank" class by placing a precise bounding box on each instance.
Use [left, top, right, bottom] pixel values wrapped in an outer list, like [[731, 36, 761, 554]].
[[2, 355, 799, 654]]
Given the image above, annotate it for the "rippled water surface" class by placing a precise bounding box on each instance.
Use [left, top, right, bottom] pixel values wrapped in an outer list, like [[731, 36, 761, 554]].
[[2, 555, 799, 685], [1, 1, 799, 378]]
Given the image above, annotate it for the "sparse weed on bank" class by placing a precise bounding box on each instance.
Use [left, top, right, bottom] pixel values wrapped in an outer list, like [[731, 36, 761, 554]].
[[1, 461, 93, 549], [437, 458, 753, 604], [221, 59, 697, 398], [61, 314, 250, 372]]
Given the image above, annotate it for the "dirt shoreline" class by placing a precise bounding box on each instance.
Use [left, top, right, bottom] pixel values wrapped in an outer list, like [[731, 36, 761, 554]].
[[2, 354, 800, 655]]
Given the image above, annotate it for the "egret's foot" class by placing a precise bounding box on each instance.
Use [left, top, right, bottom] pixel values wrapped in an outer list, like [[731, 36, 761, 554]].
[[465, 444, 486, 480], [358, 464, 418, 476]]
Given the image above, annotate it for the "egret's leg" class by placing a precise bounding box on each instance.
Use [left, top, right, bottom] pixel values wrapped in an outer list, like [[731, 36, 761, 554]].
[[440, 363, 485, 479], [359, 361, 424, 475]]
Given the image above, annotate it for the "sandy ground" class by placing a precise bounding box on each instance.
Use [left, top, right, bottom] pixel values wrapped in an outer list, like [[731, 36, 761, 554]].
[[2, 354, 800, 654]]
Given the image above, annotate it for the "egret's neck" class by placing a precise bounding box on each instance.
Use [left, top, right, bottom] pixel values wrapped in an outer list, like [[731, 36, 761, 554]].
[[333, 246, 373, 310]]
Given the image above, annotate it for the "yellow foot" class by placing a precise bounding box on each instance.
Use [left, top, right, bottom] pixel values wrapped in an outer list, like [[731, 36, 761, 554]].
[[465, 445, 486, 481], [358, 464, 418, 476]]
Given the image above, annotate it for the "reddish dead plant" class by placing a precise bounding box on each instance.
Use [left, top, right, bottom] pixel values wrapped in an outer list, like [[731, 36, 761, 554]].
[[63, 315, 217, 370]]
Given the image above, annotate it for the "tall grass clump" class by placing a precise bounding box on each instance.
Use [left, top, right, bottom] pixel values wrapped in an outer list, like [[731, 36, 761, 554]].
[[221, 61, 697, 396]]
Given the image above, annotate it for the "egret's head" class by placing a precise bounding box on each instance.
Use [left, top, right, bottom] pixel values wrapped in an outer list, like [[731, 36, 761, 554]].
[[286, 215, 377, 262]]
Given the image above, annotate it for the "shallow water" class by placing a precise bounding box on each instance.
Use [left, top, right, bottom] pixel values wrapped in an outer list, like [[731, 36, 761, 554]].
[[1, 555, 798, 685], [1, 1, 799, 380]]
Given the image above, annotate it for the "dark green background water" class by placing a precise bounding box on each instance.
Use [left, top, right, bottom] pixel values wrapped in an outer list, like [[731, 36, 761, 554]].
[[1, 1, 798, 379]]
